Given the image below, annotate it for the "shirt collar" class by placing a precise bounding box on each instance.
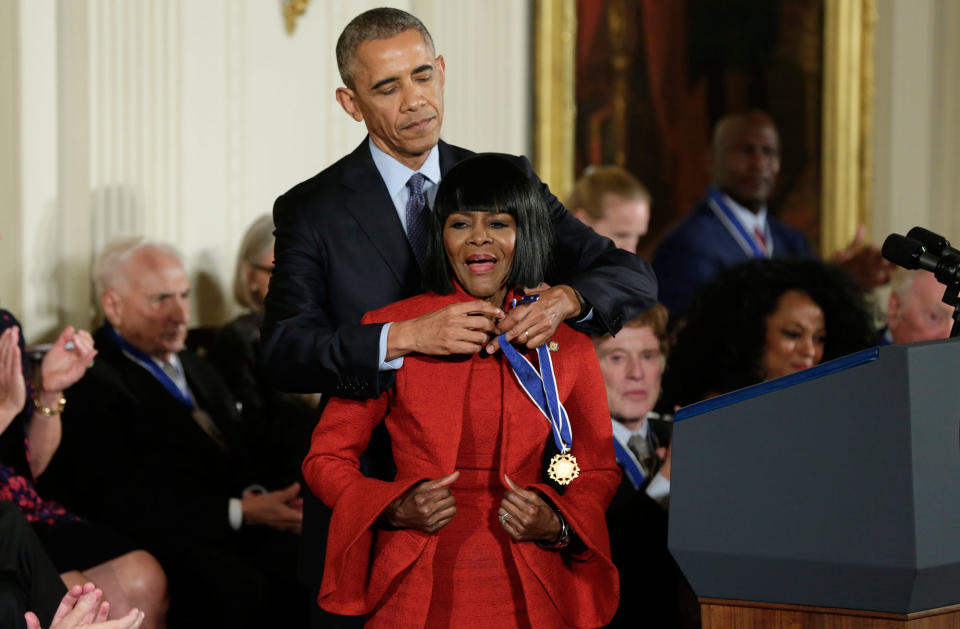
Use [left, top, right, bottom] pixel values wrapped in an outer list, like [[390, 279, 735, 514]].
[[721, 191, 768, 233], [611, 415, 649, 446], [369, 137, 441, 198]]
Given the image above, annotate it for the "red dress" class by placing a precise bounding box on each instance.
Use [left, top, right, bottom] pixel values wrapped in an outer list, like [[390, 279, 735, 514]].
[[304, 288, 620, 628], [424, 352, 534, 627]]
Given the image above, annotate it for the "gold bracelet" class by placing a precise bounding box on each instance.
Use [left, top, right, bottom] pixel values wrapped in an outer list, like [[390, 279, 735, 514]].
[[32, 394, 66, 416]]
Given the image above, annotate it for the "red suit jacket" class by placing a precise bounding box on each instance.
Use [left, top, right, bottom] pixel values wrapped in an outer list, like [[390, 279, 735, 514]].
[[303, 288, 621, 628]]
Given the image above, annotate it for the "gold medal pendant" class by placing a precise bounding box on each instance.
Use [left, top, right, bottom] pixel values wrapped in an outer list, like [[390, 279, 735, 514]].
[[547, 452, 580, 485]]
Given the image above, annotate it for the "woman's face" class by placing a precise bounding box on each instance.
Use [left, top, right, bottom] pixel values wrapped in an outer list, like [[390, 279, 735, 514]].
[[443, 211, 516, 303], [761, 289, 826, 380]]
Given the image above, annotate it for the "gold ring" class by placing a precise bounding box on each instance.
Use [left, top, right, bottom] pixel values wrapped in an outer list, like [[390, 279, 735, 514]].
[[523, 331, 530, 340]]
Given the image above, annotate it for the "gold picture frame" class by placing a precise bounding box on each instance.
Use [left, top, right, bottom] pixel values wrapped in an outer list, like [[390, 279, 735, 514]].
[[533, 0, 876, 257]]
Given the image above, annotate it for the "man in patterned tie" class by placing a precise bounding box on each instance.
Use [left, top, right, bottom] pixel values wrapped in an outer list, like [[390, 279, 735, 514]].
[[652, 111, 812, 316], [262, 7, 658, 628], [653, 110, 894, 318]]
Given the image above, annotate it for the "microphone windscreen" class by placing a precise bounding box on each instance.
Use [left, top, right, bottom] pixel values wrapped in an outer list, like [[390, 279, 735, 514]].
[[907, 226, 946, 253], [881, 234, 923, 269]]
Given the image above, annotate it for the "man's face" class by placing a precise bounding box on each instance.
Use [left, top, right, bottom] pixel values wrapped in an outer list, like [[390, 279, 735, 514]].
[[888, 272, 954, 344], [104, 249, 190, 360], [581, 194, 650, 253], [594, 326, 664, 422], [337, 29, 444, 170], [712, 118, 780, 211]]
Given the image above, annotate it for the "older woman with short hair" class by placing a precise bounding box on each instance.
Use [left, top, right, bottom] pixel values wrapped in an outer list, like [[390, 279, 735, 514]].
[[304, 154, 620, 628], [209, 215, 318, 489]]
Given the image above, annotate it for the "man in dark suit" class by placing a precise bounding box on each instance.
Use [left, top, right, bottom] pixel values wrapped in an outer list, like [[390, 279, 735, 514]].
[[261, 8, 658, 626], [592, 307, 699, 628], [652, 111, 812, 316], [39, 240, 305, 628]]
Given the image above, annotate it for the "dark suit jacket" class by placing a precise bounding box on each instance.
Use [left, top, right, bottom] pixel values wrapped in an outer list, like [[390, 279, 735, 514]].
[[652, 196, 812, 315], [262, 138, 658, 400], [39, 326, 247, 550]]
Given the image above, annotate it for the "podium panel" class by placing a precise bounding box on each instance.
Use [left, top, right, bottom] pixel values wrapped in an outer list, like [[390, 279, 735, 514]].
[[669, 339, 960, 614]]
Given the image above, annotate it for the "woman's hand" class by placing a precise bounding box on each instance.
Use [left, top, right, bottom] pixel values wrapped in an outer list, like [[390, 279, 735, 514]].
[[0, 327, 26, 421], [25, 582, 145, 629], [498, 474, 563, 543], [40, 326, 97, 394], [382, 471, 459, 534]]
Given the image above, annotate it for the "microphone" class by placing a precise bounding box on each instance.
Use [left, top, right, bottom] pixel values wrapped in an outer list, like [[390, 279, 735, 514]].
[[884, 228, 960, 338], [881, 234, 940, 272], [906, 226, 960, 258]]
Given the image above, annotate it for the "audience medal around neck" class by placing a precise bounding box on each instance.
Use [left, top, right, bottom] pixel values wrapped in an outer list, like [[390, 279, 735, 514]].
[[498, 322, 580, 486]]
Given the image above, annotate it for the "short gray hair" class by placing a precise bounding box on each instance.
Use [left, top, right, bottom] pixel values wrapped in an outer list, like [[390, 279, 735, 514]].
[[336, 8, 435, 89], [233, 214, 275, 312], [93, 237, 183, 298], [889, 267, 918, 299]]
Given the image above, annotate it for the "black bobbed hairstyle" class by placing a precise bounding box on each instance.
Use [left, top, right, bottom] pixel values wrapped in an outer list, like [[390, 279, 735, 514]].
[[422, 154, 555, 295]]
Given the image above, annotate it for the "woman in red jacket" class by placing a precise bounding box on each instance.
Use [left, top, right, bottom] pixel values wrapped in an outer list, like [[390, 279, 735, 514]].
[[303, 154, 620, 628]]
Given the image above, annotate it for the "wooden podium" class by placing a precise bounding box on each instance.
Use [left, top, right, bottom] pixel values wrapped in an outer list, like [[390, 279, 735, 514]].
[[668, 340, 960, 627], [699, 598, 960, 628]]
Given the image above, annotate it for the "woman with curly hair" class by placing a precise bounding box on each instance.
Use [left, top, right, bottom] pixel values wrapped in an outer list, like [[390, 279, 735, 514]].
[[660, 258, 877, 409]]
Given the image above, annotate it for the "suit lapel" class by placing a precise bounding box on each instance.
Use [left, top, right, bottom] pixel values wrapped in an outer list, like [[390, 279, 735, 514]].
[[342, 139, 418, 288]]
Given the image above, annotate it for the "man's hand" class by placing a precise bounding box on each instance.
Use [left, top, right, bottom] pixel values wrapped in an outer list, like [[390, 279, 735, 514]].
[[832, 225, 896, 290], [498, 475, 563, 543], [241, 482, 304, 533], [40, 326, 97, 395], [386, 302, 504, 360], [657, 443, 671, 481], [486, 284, 581, 354], [381, 471, 459, 534]]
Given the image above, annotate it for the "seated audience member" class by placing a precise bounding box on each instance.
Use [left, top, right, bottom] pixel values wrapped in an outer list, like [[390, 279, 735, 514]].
[[593, 304, 672, 506], [37, 240, 305, 629], [653, 110, 892, 316], [209, 215, 318, 489], [26, 582, 145, 629], [593, 304, 700, 628], [0, 314, 167, 629], [567, 165, 651, 253], [1, 500, 65, 629], [661, 258, 876, 409], [882, 268, 954, 344]]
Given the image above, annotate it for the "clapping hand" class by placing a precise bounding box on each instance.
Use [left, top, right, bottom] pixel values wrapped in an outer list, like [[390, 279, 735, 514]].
[[40, 326, 97, 395], [25, 582, 145, 629], [0, 327, 26, 421]]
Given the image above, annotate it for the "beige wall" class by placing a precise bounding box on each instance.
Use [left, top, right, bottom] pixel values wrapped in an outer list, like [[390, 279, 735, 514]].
[[4, 0, 531, 341], [872, 0, 960, 246], [5, 0, 959, 340]]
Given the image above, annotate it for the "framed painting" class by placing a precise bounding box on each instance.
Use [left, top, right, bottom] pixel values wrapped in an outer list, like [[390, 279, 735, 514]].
[[533, 0, 875, 259]]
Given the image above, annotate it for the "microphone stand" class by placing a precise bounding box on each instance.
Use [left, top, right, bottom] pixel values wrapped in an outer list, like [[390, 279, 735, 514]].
[[947, 283, 960, 339], [936, 254, 960, 338]]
